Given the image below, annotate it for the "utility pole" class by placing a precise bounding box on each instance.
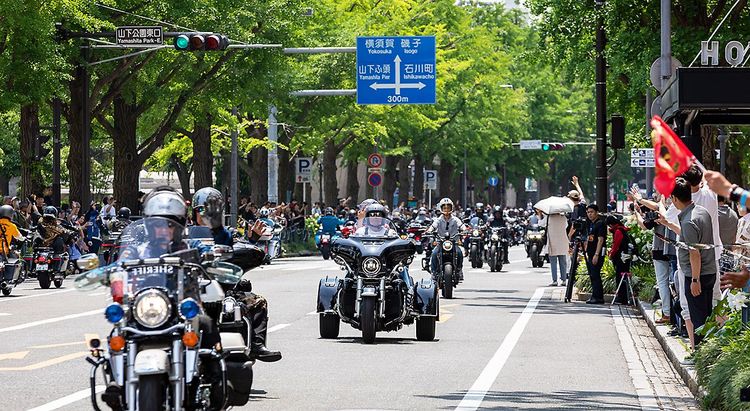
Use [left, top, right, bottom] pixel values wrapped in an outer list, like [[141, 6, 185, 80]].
[[660, 0, 671, 92], [645, 88, 653, 197], [595, 0, 608, 207], [230, 106, 238, 227], [267, 105, 278, 204]]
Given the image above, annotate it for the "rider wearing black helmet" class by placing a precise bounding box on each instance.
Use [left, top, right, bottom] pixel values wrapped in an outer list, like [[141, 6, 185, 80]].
[[36, 206, 73, 254], [192, 187, 232, 247], [108, 207, 132, 232], [489, 205, 511, 264]]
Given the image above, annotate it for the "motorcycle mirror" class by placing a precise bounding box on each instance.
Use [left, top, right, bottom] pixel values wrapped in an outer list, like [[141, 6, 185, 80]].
[[76, 253, 100, 271]]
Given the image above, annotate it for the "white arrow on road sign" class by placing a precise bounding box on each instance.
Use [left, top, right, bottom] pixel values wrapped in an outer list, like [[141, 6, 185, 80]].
[[368, 55, 426, 95]]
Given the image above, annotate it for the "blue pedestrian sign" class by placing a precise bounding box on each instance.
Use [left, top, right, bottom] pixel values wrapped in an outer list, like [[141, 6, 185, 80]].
[[356, 36, 436, 105], [488, 177, 499, 187]]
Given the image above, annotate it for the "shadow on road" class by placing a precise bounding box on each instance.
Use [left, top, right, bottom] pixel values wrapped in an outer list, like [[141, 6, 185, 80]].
[[416, 389, 643, 410]]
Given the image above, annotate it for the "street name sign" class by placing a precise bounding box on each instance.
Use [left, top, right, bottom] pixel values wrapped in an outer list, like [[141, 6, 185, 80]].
[[116, 26, 163, 45], [356, 36, 436, 105], [424, 169, 437, 190], [630, 147, 655, 168], [519, 140, 542, 150], [295, 157, 313, 183], [630, 158, 655, 168]]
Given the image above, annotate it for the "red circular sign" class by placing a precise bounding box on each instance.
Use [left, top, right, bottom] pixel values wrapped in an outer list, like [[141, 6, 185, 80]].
[[367, 153, 383, 168], [368, 172, 382, 187]]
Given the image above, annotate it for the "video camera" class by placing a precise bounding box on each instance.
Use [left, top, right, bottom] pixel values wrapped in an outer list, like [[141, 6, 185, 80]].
[[641, 205, 660, 230]]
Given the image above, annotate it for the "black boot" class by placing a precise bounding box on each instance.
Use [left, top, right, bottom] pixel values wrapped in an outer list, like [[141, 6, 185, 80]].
[[250, 313, 282, 362]]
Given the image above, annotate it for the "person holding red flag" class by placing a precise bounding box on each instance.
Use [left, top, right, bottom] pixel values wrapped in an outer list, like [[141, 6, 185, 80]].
[[651, 116, 696, 196]]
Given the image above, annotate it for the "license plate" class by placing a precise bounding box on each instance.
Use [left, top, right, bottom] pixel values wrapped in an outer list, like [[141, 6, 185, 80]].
[[36, 264, 48, 270]]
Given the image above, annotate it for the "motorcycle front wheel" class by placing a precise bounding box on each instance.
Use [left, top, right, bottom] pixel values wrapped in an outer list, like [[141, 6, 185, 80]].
[[360, 297, 377, 344], [442, 264, 454, 299], [138, 374, 166, 411], [530, 244, 539, 268], [53, 278, 63, 288], [489, 246, 497, 272]]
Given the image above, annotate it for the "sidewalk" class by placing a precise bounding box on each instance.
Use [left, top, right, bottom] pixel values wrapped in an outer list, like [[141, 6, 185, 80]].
[[611, 303, 701, 410]]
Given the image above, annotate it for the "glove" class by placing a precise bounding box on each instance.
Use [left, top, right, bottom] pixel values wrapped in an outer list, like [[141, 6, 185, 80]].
[[235, 279, 253, 293]]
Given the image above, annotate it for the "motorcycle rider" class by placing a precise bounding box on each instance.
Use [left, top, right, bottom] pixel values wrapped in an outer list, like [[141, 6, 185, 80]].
[[36, 206, 74, 254], [317, 207, 343, 242], [354, 204, 397, 237], [425, 198, 467, 281], [107, 207, 132, 232], [0, 205, 24, 256], [192, 187, 282, 362], [489, 205, 511, 264], [391, 210, 407, 234], [469, 203, 488, 227]]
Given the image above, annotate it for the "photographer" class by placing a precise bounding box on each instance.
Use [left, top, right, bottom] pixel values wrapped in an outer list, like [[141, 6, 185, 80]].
[[567, 176, 587, 240], [584, 204, 607, 304], [607, 215, 633, 305]]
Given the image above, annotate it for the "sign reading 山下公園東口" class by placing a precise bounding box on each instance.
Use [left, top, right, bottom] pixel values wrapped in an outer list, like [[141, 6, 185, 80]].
[[115, 26, 163, 45], [356, 36, 436, 105]]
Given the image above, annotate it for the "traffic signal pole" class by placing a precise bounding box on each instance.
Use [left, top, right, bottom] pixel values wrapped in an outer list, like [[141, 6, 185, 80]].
[[595, 0, 608, 207]]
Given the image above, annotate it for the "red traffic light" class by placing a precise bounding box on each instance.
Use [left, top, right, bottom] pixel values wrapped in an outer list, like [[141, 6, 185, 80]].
[[174, 33, 228, 51], [205, 34, 229, 51]]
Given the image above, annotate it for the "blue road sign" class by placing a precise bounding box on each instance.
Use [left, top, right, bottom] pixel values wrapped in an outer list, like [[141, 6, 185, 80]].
[[356, 36, 436, 105], [368, 172, 383, 187], [488, 176, 499, 187]]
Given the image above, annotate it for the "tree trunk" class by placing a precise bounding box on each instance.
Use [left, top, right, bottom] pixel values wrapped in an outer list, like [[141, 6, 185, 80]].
[[383, 155, 398, 206], [700, 125, 719, 171], [346, 160, 360, 204], [438, 159, 453, 202], [323, 140, 338, 205], [172, 156, 192, 200], [413, 154, 424, 204], [112, 96, 141, 212], [67, 72, 85, 204], [397, 156, 410, 205], [249, 146, 268, 205], [192, 118, 213, 190], [20, 103, 43, 198]]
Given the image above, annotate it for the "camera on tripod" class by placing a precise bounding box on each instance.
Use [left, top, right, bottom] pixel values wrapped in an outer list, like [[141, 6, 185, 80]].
[[571, 217, 587, 234]]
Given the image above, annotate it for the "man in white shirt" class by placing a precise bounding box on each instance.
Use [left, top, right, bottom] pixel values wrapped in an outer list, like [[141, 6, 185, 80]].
[[100, 196, 117, 221]]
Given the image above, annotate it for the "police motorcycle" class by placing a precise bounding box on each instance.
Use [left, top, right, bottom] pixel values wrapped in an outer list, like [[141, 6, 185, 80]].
[[101, 208, 133, 266], [525, 223, 546, 268], [257, 220, 282, 264], [74, 217, 259, 411], [316, 216, 438, 344], [0, 206, 23, 296]]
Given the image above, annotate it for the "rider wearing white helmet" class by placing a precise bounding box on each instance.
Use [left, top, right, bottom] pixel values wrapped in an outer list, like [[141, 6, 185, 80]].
[[425, 198, 467, 280]]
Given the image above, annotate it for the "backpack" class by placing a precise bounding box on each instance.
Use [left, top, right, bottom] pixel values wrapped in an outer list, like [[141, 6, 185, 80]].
[[617, 227, 639, 261]]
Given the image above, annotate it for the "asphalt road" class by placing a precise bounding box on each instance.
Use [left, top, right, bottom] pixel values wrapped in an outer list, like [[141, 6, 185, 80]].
[[0, 245, 695, 410]]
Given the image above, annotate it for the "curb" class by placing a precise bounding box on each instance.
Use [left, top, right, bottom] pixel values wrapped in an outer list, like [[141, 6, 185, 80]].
[[279, 250, 317, 258], [637, 300, 704, 400]]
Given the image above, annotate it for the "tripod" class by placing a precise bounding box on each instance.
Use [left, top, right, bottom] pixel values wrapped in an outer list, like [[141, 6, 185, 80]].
[[564, 233, 585, 303], [612, 271, 637, 306]]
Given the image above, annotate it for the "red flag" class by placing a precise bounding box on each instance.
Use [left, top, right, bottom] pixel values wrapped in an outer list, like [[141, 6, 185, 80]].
[[650, 116, 695, 196]]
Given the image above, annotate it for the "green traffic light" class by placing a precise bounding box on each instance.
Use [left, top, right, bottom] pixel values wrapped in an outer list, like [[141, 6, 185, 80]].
[[542, 143, 550, 151], [175, 35, 190, 50]]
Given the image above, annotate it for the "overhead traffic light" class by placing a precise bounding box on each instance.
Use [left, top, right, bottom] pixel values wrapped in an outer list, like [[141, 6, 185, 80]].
[[174, 33, 229, 51], [35, 132, 51, 160], [610, 114, 625, 149], [542, 142, 565, 151]]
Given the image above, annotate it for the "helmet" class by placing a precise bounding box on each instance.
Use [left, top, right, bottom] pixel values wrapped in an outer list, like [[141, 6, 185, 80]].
[[418, 209, 427, 216], [493, 205, 502, 213], [324, 207, 334, 216], [358, 198, 377, 211], [364, 203, 387, 218], [392, 211, 401, 219], [117, 207, 131, 219], [43, 206, 58, 218], [475, 202, 484, 211], [0, 205, 13, 219], [142, 187, 187, 225], [438, 198, 453, 212], [192, 187, 224, 229], [259, 208, 270, 217]]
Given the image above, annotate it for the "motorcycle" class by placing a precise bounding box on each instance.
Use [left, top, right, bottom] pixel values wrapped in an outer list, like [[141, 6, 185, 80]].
[[33, 247, 69, 289], [467, 225, 485, 269], [316, 217, 438, 344], [315, 231, 338, 260], [406, 222, 426, 254], [525, 224, 546, 268], [485, 226, 507, 272], [0, 235, 23, 296], [430, 233, 463, 299], [75, 217, 258, 411], [258, 223, 283, 264], [100, 223, 127, 266]]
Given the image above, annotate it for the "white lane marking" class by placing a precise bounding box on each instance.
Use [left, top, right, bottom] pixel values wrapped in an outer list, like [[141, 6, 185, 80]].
[[611, 305, 660, 410], [87, 292, 107, 297], [0, 313, 11, 316], [456, 287, 546, 411], [267, 323, 290, 333], [27, 385, 105, 411], [0, 309, 100, 334], [307, 311, 318, 315], [0, 288, 75, 302]]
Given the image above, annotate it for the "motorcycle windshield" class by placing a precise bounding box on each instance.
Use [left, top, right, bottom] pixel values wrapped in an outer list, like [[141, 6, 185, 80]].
[[351, 217, 398, 238]]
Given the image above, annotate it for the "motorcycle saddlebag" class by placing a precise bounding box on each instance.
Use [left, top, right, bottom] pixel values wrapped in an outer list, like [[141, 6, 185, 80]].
[[226, 360, 254, 406], [1, 260, 21, 282], [230, 243, 266, 271]]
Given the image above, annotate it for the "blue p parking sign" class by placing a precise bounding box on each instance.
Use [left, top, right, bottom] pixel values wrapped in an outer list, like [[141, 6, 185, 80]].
[[356, 36, 436, 105]]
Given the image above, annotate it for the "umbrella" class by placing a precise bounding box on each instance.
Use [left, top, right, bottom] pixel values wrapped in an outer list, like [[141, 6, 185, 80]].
[[534, 196, 574, 215]]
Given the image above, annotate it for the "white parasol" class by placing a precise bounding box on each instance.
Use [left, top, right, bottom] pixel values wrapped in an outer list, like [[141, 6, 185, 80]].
[[533, 196, 574, 215]]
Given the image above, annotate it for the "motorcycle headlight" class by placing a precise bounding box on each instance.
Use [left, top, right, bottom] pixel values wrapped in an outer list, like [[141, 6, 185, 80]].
[[222, 297, 237, 314], [361, 257, 381, 276], [133, 290, 171, 328], [472, 229, 480, 237], [491, 234, 499, 241], [442, 241, 453, 251]]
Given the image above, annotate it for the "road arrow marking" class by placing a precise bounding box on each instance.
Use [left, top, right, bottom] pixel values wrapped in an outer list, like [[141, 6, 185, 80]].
[[0, 350, 29, 361]]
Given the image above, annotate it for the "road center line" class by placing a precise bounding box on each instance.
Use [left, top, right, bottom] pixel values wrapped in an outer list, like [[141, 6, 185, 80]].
[[268, 323, 290, 333], [0, 309, 100, 333], [455, 287, 546, 411], [27, 385, 104, 411]]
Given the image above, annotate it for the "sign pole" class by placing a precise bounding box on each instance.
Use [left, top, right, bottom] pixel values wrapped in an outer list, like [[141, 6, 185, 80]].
[[302, 182, 306, 203], [429, 189, 432, 209]]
